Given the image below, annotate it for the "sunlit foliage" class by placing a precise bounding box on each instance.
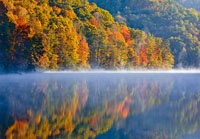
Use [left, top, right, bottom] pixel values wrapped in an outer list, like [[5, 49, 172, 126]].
[[89, 0, 200, 67], [0, 0, 174, 72]]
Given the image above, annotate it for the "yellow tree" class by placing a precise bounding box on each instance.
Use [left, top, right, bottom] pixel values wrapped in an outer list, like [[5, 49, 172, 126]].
[[78, 38, 89, 67]]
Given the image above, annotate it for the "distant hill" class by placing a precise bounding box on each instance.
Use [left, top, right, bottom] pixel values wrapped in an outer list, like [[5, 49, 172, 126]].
[[89, 0, 200, 67], [175, 0, 200, 11]]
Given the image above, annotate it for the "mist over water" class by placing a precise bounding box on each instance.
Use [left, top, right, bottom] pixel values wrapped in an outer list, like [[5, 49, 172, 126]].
[[44, 69, 200, 74], [0, 73, 200, 138]]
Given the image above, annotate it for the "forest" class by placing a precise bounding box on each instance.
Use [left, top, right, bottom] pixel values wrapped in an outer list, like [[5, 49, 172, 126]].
[[89, 0, 200, 67], [0, 0, 174, 72]]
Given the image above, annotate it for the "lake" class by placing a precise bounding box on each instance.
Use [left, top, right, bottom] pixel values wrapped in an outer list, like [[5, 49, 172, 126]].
[[0, 73, 200, 138]]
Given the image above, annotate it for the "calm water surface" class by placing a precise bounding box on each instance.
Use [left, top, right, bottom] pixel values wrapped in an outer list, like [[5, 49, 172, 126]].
[[0, 73, 200, 139]]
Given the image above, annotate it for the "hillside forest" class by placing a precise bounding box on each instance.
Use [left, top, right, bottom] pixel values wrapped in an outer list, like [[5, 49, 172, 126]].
[[89, 0, 200, 67], [0, 0, 174, 72]]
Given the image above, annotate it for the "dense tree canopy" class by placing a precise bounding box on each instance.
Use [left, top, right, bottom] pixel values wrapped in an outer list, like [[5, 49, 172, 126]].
[[0, 0, 174, 72], [89, 0, 200, 67]]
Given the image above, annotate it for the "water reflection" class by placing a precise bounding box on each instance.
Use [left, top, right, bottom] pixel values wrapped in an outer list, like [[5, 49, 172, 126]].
[[0, 73, 200, 138]]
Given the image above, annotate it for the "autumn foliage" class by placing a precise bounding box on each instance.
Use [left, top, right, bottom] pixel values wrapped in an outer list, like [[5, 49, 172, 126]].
[[0, 0, 174, 72]]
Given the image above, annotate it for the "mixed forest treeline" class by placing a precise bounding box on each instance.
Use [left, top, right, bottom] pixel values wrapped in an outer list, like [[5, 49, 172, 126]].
[[0, 0, 174, 72], [89, 0, 200, 67]]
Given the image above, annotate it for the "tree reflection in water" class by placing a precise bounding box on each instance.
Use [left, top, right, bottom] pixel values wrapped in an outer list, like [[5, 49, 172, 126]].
[[0, 73, 199, 139]]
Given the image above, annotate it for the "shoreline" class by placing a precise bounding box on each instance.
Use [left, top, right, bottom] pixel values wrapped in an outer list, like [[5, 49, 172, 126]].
[[1, 69, 200, 75]]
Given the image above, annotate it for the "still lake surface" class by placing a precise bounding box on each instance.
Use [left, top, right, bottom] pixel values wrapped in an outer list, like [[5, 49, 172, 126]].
[[0, 73, 200, 138]]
